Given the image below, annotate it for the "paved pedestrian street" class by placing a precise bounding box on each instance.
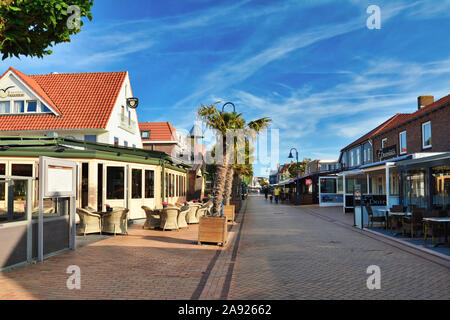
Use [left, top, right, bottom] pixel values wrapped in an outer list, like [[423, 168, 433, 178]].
[[228, 196, 450, 300], [0, 196, 448, 300]]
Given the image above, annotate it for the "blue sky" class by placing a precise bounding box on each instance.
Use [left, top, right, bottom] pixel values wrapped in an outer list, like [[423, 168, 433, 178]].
[[2, 0, 450, 176]]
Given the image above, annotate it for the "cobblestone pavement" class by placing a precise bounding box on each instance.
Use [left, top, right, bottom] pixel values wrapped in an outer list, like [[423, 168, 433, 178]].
[[228, 196, 450, 300], [0, 224, 224, 300]]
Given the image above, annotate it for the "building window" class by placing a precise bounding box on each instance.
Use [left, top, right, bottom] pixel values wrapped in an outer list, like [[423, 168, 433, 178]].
[[356, 148, 361, 166], [381, 138, 387, 149], [141, 131, 150, 139], [41, 103, 51, 113], [145, 170, 155, 198], [131, 169, 142, 199], [422, 121, 432, 149], [11, 164, 33, 201], [0, 101, 10, 113], [13, 101, 25, 113], [27, 101, 37, 112], [0, 163, 5, 201], [399, 131, 407, 154], [349, 150, 355, 167], [106, 167, 124, 199], [114, 137, 119, 146], [165, 173, 169, 198], [124, 141, 128, 147], [84, 135, 97, 143]]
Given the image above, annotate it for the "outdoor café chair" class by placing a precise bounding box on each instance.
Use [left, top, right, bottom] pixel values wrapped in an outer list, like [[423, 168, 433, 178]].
[[160, 207, 179, 231], [196, 206, 209, 220], [423, 210, 445, 244], [177, 207, 189, 229], [366, 205, 386, 228], [142, 206, 161, 229], [76, 208, 102, 236], [101, 208, 129, 235], [186, 205, 200, 224], [402, 208, 425, 238]]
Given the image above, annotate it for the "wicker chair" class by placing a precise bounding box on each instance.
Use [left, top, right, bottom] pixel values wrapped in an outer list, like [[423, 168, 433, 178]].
[[186, 205, 200, 224], [76, 208, 102, 236], [102, 208, 129, 235], [366, 205, 385, 228], [177, 207, 189, 229], [196, 206, 209, 219], [160, 207, 179, 230], [402, 208, 425, 238], [142, 206, 161, 229]]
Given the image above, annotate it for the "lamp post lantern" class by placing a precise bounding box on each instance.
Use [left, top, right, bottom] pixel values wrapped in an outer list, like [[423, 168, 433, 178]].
[[288, 148, 300, 205]]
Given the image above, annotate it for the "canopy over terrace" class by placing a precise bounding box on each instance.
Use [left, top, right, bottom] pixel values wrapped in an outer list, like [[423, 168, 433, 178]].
[[0, 136, 191, 220]]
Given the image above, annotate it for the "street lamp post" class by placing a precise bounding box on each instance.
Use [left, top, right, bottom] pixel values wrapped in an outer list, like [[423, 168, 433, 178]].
[[288, 148, 300, 205]]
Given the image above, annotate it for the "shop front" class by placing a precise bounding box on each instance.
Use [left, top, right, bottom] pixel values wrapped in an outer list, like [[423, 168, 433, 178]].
[[395, 152, 450, 210], [0, 137, 190, 222], [318, 175, 343, 207]]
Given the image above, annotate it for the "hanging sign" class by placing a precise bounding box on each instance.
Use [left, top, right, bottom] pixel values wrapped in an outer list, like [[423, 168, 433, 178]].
[[305, 179, 312, 185]]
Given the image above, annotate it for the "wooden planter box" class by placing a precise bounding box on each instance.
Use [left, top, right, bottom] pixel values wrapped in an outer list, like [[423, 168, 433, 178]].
[[222, 205, 235, 222], [198, 216, 227, 246], [231, 200, 241, 213]]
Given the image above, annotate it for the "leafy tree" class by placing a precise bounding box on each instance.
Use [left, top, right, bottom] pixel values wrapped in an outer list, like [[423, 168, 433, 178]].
[[0, 0, 93, 60], [287, 158, 312, 178]]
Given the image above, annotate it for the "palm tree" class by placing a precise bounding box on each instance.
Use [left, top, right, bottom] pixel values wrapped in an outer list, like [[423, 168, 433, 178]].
[[198, 104, 271, 214]]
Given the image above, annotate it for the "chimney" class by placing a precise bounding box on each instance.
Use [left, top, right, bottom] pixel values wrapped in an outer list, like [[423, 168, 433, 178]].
[[417, 95, 434, 110]]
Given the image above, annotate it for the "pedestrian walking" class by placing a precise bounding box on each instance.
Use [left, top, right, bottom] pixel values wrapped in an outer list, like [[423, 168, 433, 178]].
[[274, 186, 280, 204], [264, 187, 269, 200]]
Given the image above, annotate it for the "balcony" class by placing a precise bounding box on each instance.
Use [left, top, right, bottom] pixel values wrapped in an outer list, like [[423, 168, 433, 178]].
[[118, 113, 137, 134]]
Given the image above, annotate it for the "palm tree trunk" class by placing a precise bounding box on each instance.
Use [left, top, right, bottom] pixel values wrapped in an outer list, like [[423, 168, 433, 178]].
[[212, 164, 227, 216], [223, 165, 234, 205]]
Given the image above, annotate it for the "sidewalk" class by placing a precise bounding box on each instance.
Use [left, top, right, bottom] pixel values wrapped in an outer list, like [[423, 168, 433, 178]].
[[228, 196, 450, 300], [0, 222, 231, 299]]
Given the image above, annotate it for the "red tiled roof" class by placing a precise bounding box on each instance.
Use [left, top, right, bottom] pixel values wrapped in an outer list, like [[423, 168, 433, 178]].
[[341, 94, 450, 151], [373, 94, 450, 137], [139, 122, 177, 142], [341, 113, 410, 151], [0, 67, 127, 131]]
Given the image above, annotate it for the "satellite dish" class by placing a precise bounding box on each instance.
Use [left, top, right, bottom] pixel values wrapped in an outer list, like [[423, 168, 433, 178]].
[[127, 97, 139, 109]]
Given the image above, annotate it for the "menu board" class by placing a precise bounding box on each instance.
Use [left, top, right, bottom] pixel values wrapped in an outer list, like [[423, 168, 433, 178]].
[[47, 165, 74, 193]]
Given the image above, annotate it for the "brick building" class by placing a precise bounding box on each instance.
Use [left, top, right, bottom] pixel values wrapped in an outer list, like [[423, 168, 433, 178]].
[[372, 95, 450, 162]]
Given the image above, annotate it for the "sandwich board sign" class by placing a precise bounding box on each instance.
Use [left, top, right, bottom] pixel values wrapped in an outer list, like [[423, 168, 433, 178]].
[[38, 157, 78, 262]]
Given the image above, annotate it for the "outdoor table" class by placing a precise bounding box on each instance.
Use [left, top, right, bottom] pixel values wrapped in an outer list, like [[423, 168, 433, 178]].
[[422, 217, 450, 247], [388, 212, 411, 235]]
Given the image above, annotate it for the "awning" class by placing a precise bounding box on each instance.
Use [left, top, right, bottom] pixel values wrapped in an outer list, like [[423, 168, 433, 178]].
[[359, 154, 412, 170], [337, 169, 364, 176], [278, 178, 295, 186], [395, 152, 450, 169]]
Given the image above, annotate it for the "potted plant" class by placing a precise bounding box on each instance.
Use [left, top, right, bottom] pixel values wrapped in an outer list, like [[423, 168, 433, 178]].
[[197, 103, 271, 245]]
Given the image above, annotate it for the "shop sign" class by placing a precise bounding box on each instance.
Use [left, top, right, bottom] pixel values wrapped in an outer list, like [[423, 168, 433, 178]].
[[305, 179, 312, 185], [362, 195, 387, 206], [377, 144, 397, 160]]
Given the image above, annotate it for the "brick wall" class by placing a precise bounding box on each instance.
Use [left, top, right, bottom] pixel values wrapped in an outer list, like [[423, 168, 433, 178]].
[[372, 105, 450, 162], [142, 143, 177, 156]]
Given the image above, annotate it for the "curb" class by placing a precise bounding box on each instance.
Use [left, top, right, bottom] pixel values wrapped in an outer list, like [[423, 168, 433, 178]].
[[363, 228, 450, 263]]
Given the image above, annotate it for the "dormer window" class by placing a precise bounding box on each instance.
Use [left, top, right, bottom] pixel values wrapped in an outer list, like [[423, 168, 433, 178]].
[[0, 101, 10, 113], [27, 100, 37, 112], [141, 130, 150, 139], [13, 101, 25, 113], [0, 99, 53, 115]]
